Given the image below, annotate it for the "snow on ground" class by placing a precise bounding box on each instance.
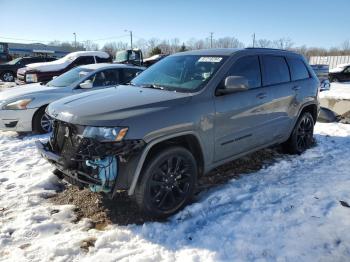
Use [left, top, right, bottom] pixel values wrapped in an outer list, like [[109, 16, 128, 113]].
[[1, 123, 350, 261], [320, 82, 350, 100]]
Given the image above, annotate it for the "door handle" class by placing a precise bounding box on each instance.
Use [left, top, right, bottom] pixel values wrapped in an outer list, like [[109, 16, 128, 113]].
[[256, 92, 267, 99], [292, 86, 300, 91]]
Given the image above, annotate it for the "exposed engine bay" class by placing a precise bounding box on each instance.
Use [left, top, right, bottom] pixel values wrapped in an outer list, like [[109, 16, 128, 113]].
[[40, 120, 145, 194]]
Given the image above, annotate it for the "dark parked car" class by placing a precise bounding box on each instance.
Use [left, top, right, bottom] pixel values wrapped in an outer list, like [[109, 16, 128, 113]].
[[0, 57, 56, 82], [37, 48, 319, 217], [17, 51, 112, 84], [329, 63, 350, 82], [310, 64, 330, 91]]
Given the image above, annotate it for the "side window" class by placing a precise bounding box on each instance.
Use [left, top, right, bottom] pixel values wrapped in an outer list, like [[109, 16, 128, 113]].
[[122, 68, 141, 83], [87, 69, 120, 87], [95, 56, 111, 63], [287, 57, 310, 81], [73, 56, 95, 66], [261, 55, 290, 86], [344, 67, 350, 73], [226, 55, 261, 89]]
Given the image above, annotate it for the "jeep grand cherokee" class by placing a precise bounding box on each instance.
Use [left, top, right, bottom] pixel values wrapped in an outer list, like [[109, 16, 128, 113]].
[[37, 48, 319, 217]]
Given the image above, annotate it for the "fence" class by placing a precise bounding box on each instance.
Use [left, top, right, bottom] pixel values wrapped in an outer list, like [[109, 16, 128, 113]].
[[309, 56, 350, 69]]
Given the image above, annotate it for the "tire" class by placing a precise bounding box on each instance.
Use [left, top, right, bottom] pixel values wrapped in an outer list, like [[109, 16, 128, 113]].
[[32, 106, 52, 134], [283, 112, 314, 154], [1, 71, 15, 82], [331, 77, 339, 83], [135, 146, 197, 218]]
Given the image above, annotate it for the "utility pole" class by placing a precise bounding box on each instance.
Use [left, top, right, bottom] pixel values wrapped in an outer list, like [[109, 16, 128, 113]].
[[252, 33, 256, 48], [125, 30, 133, 49], [210, 32, 214, 48], [73, 32, 77, 49]]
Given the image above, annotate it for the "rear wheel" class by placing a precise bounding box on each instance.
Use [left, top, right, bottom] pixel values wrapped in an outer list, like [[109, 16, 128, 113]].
[[1, 71, 15, 82], [331, 77, 339, 83], [135, 147, 197, 218], [283, 112, 314, 154], [33, 106, 52, 134]]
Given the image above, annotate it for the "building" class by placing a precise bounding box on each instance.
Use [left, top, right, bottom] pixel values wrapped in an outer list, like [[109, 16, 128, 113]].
[[6, 42, 84, 58], [309, 56, 350, 69]]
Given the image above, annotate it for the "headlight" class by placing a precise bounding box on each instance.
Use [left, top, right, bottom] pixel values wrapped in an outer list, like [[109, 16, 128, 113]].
[[82, 126, 128, 142], [26, 74, 38, 83], [3, 98, 33, 110]]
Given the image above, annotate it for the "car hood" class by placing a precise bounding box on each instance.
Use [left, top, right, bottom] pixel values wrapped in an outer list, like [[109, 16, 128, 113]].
[[26, 59, 71, 72], [0, 83, 59, 101], [47, 85, 192, 126]]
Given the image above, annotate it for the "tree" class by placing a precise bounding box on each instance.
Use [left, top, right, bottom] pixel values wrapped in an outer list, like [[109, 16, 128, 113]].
[[179, 43, 187, 52], [149, 46, 162, 56], [84, 40, 99, 51], [102, 42, 118, 57]]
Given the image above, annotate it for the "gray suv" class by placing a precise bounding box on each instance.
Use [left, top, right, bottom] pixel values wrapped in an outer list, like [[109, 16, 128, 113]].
[[37, 48, 319, 217]]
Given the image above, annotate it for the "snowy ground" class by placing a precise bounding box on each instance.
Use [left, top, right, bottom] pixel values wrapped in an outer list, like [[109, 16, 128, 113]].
[[320, 82, 350, 100], [1, 123, 350, 261]]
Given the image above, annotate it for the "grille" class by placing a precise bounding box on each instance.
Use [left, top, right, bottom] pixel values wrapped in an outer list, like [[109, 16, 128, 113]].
[[50, 120, 82, 168]]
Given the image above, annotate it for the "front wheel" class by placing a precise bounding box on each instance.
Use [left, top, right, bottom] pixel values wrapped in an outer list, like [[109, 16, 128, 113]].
[[283, 112, 314, 154], [135, 147, 197, 218], [33, 106, 53, 134], [1, 71, 15, 82]]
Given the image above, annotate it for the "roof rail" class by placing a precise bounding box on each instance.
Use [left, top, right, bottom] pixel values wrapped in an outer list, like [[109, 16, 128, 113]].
[[245, 47, 288, 51]]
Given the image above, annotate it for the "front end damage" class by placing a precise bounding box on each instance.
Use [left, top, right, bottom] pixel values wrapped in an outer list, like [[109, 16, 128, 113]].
[[36, 120, 145, 196]]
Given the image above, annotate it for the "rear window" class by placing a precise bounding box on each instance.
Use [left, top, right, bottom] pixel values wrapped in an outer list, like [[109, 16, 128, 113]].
[[261, 55, 290, 86], [287, 57, 310, 81]]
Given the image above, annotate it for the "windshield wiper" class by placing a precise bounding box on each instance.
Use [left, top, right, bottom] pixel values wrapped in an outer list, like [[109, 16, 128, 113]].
[[140, 84, 164, 90]]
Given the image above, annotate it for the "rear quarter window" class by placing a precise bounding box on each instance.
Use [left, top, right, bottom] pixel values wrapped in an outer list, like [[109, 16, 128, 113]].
[[287, 57, 310, 81], [261, 55, 290, 86]]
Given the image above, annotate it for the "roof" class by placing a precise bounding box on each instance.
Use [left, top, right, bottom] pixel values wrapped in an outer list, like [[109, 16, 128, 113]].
[[175, 48, 242, 56], [173, 47, 294, 57], [79, 63, 145, 71], [65, 51, 110, 59]]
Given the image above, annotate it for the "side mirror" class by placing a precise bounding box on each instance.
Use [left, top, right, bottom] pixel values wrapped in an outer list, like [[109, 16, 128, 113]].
[[217, 76, 249, 95], [79, 80, 93, 89]]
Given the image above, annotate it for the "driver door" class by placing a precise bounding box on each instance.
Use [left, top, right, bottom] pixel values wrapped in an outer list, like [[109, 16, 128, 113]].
[[214, 55, 272, 162]]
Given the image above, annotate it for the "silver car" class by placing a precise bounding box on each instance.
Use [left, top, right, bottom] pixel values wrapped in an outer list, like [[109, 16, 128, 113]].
[[0, 63, 144, 133]]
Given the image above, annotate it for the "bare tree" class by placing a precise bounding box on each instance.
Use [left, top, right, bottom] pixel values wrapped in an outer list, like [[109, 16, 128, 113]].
[[84, 40, 99, 51], [273, 38, 294, 49]]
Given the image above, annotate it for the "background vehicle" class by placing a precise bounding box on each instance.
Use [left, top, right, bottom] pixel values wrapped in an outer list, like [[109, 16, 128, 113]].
[[0, 57, 56, 82], [329, 63, 350, 82], [310, 64, 330, 91], [16, 51, 112, 84], [115, 49, 167, 67], [0, 42, 12, 64], [37, 48, 319, 218], [0, 63, 144, 133]]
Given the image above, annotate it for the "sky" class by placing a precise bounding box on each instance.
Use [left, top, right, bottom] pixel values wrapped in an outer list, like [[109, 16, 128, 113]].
[[0, 0, 348, 49]]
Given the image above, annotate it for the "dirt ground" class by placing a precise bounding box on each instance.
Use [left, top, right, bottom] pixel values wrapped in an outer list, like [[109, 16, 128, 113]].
[[50, 147, 284, 228]]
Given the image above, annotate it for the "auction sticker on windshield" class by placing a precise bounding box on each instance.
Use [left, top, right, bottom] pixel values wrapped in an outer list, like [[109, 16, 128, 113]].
[[198, 57, 223, 63]]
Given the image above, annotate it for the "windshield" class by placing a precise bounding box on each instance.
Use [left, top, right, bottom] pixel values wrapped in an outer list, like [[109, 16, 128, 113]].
[[6, 58, 21, 65], [115, 51, 128, 63], [131, 55, 227, 92], [46, 67, 93, 87]]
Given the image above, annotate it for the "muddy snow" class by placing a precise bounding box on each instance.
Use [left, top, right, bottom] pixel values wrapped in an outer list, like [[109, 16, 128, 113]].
[[1, 122, 350, 261]]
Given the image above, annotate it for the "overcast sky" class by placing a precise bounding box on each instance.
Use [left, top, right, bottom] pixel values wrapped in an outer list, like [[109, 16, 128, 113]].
[[0, 0, 348, 48]]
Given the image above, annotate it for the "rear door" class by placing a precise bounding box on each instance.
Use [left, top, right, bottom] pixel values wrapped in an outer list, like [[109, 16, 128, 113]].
[[259, 55, 295, 139], [214, 55, 272, 162]]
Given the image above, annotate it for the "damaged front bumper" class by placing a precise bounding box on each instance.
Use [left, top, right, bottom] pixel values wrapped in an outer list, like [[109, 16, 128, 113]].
[[36, 131, 145, 195]]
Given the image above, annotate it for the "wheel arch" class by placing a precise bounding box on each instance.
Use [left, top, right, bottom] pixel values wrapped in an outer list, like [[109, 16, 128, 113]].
[[31, 104, 49, 130], [128, 132, 205, 195]]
